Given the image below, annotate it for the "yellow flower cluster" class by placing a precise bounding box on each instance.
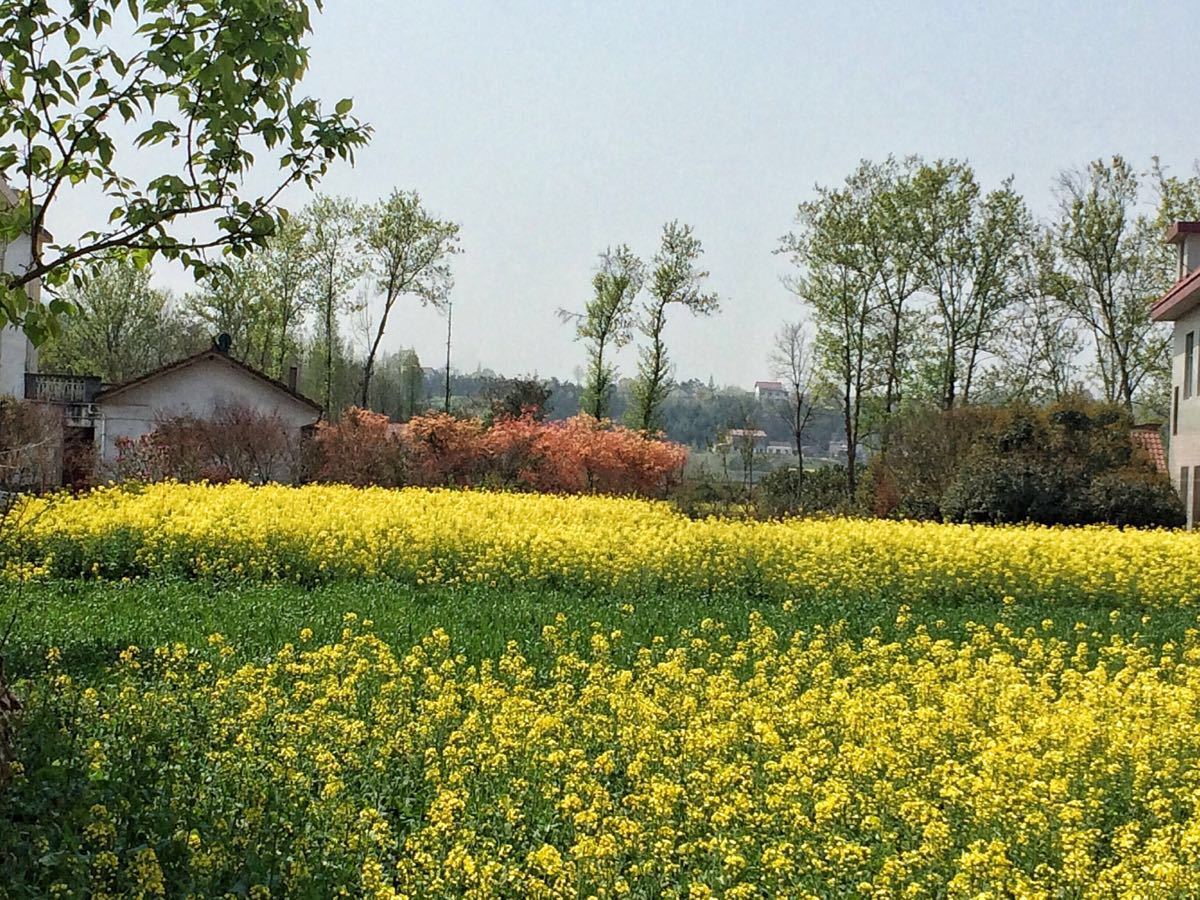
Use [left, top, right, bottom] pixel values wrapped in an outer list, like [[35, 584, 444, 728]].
[[12, 614, 1200, 897], [9, 482, 1200, 606]]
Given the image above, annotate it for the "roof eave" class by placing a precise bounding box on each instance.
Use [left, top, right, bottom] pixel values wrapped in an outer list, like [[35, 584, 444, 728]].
[[1151, 269, 1200, 322]]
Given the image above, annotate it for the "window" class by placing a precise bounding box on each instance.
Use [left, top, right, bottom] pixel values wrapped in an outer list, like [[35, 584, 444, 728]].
[[1175, 387, 1181, 435], [1182, 468, 1190, 514], [1192, 466, 1200, 528], [1187, 332, 1195, 399]]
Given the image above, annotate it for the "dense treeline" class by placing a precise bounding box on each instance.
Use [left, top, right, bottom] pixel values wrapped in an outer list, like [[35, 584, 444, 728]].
[[34, 154, 1200, 463], [778, 154, 1200, 494]]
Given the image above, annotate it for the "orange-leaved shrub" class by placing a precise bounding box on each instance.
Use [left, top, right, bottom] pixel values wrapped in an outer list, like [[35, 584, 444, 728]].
[[311, 407, 406, 487], [312, 408, 687, 497]]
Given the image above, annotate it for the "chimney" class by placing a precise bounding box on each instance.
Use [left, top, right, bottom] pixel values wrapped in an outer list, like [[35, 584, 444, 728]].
[[287, 365, 299, 392], [1167, 222, 1200, 280]]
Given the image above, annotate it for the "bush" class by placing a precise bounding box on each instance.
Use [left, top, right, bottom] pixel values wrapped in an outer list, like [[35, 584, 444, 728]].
[[312, 407, 407, 487], [874, 397, 1181, 527], [0, 399, 61, 491], [1086, 468, 1186, 529], [311, 409, 688, 498], [756, 465, 856, 518], [112, 405, 300, 484]]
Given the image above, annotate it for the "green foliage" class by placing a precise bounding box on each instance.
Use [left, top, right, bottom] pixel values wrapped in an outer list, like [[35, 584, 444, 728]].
[[359, 190, 461, 405], [629, 222, 719, 433], [873, 398, 1183, 527], [481, 375, 552, 423], [0, 0, 370, 341], [565, 245, 644, 420], [1054, 156, 1172, 410], [755, 464, 857, 518], [38, 258, 199, 381]]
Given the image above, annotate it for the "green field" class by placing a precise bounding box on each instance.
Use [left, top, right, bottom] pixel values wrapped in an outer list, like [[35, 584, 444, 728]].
[[6, 578, 1195, 678]]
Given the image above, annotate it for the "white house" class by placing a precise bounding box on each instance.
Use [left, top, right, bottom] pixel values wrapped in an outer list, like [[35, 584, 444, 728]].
[[92, 345, 322, 463], [0, 181, 42, 399], [1, 185, 322, 484], [754, 380, 788, 403], [721, 428, 769, 453], [1151, 221, 1200, 527]]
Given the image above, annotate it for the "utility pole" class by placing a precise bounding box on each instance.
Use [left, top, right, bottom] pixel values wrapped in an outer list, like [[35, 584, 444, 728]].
[[443, 300, 452, 413]]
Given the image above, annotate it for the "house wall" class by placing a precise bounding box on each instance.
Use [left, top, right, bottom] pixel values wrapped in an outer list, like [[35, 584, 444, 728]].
[[0, 231, 39, 399], [95, 356, 320, 463], [1169, 307, 1200, 528]]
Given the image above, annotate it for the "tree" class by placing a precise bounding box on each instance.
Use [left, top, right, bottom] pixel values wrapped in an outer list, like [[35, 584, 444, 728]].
[[1055, 157, 1171, 411], [303, 196, 362, 413], [38, 258, 190, 381], [0, 0, 370, 343], [184, 255, 268, 365], [859, 157, 924, 422], [770, 321, 817, 480], [979, 232, 1083, 404], [909, 160, 1030, 409], [359, 190, 460, 406], [628, 222, 719, 433], [256, 214, 314, 378], [561, 245, 644, 420], [442, 300, 453, 413], [780, 180, 880, 497], [482, 376, 552, 422]]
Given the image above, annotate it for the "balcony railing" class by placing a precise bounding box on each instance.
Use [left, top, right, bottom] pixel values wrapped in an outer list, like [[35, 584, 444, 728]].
[[24, 373, 102, 404]]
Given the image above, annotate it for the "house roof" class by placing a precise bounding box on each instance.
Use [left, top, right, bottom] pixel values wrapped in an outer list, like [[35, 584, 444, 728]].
[[1151, 265, 1200, 322], [1130, 423, 1167, 474], [1166, 221, 1200, 244], [727, 428, 768, 438], [1152, 223, 1200, 321], [94, 348, 322, 413], [754, 380, 784, 390]]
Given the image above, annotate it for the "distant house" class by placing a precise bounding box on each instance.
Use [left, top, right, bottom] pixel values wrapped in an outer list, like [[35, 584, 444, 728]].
[[754, 380, 788, 403], [721, 428, 768, 453], [765, 441, 794, 456], [1152, 221, 1200, 527]]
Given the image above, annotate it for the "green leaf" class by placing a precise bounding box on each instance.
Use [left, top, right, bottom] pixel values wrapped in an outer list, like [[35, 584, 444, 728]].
[[335, 98, 352, 116]]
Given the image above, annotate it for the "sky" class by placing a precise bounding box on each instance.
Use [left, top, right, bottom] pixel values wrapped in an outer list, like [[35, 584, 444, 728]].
[[62, 0, 1200, 387]]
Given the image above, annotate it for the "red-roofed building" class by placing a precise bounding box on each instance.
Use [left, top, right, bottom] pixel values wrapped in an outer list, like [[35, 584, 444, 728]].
[[1130, 423, 1167, 475], [754, 380, 787, 403]]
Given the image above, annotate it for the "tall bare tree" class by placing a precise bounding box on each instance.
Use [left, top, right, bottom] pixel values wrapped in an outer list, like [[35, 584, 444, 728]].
[[780, 180, 881, 496], [257, 215, 315, 379], [770, 320, 817, 479], [909, 160, 1030, 408], [859, 157, 924, 422], [359, 190, 461, 406]]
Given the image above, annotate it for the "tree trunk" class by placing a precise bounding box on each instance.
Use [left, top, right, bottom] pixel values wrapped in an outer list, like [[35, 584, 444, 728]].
[[361, 296, 396, 408], [443, 302, 453, 413]]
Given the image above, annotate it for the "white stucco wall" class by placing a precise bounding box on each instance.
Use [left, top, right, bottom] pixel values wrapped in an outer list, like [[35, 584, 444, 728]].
[[1168, 307, 1200, 527], [0, 230, 39, 399], [95, 354, 320, 462]]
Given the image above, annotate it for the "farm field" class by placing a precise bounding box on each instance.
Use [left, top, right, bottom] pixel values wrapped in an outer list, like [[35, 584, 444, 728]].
[[3, 485, 1200, 897]]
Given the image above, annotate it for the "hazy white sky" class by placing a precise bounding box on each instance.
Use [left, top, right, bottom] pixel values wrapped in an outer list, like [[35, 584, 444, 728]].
[[106, 1, 1200, 386]]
